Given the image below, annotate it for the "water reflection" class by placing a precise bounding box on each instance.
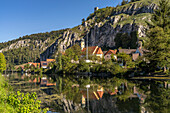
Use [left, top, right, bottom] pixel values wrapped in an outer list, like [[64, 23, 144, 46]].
[[4, 73, 164, 113]]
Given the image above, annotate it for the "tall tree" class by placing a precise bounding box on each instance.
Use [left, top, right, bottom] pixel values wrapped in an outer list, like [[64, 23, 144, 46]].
[[0, 53, 6, 73], [146, 0, 170, 72]]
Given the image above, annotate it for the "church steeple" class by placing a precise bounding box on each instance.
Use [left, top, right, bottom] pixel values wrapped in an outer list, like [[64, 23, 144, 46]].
[[80, 38, 85, 50]]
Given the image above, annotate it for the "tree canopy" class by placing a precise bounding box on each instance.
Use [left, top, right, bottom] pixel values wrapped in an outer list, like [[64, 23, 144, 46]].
[[146, 0, 170, 72], [0, 53, 6, 73]]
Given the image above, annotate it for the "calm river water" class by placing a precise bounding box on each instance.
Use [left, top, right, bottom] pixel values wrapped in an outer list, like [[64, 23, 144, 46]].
[[4, 72, 165, 113]]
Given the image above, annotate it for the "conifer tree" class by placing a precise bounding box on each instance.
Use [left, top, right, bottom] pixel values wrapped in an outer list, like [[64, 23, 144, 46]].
[[146, 0, 170, 72]]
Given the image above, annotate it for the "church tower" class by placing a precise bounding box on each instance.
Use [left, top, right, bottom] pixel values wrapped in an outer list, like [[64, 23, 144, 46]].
[[80, 38, 85, 50]]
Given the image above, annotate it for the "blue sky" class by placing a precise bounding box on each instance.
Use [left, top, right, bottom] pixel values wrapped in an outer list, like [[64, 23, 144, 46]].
[[0, 0, 121, 43]]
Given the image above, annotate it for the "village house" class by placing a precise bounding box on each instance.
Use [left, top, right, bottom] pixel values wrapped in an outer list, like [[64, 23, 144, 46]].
[[40, 58, 56, 68], [118, 47, 146, 61], [104, 49, 117, 61], [81, 46, 104, 58]]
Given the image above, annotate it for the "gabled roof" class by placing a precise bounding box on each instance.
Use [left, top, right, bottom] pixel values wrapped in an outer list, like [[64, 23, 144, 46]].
[[104, 49, 117, 56], [82, 46, 97, 55], [81, 46, 103, 55], [95, 47, 103, 54]]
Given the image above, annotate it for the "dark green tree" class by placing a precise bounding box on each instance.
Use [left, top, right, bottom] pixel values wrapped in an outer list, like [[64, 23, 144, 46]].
[[146, 81, 170, 113], [146, 0, 170, 72], [117, 53, 132, 68]]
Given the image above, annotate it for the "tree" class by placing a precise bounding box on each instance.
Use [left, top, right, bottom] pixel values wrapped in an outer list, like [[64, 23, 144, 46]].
[[117, 53, 131, 68], [56, 53, 62, 71], [146, 0, 170, 72], [0, 53, 6, 73], [121, 0, 128, 5]]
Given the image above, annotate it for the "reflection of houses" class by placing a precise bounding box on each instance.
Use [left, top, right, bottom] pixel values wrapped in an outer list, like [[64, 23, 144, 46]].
[[40, 59, 56, 69], [81, 86, 119, 106], [81, 46, 103, 58], [40, 77, 56, 86], [40, 61, 48, 69], [29, 77, 40, 83], [81, 87, 104, 101], [104, 49, 117, 61]]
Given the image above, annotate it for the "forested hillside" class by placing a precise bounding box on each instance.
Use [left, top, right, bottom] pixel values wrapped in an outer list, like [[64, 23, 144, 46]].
[[0, 29, 68, 70]]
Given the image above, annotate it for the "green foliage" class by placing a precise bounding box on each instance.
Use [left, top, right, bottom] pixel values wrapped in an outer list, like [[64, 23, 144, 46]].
[[87, 7, 114, 22], [65, 44, 81, 60], [150, 0, 170, 31], [117, 53, 132, 68], [146, 0, 170, 72], [0, 74, 48, 113], [0, 53, 6, 72], [114, 31, 138, 49], [121, 0, 129, 6]]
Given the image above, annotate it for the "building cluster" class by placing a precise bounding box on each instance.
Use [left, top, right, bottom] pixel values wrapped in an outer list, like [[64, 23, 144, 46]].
[[80, 38, 146, 62], [15, 58, 56, 70]]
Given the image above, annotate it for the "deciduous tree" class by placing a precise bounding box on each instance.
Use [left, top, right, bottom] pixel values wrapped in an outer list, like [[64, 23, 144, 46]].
[[0, 53, 6, 73]]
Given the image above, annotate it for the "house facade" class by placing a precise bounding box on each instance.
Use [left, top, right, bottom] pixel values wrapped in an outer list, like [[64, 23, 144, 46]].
[[40, 59, 56, 68]]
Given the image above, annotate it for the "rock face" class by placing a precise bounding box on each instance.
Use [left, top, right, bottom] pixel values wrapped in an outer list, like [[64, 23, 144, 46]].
[[87, 21, 146, 48], [113, 2, 157, 15], [40, 30, 81, 61], [0, 39, 31, 52]]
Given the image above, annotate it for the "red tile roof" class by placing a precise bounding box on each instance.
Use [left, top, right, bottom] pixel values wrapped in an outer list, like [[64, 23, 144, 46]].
[[47, 59, 55, 62], [81, 46, 103, 55], [104, 49, 117, 56], [95, 47, 103, 54], [82, 46, 97, 55], [97, 91, 104, 98], [28, 62, 40, 68]]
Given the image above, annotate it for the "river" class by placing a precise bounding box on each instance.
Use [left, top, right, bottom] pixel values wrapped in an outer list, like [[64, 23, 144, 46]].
[[3, 72, 170, 113]]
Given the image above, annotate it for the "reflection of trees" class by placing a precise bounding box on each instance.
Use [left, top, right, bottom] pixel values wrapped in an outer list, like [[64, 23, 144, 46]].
[[145, 81, 170, 113], [60, 77, 81, 103]]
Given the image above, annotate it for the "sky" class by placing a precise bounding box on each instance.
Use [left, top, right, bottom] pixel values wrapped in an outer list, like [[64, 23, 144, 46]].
[[0, 0, 121, 43]]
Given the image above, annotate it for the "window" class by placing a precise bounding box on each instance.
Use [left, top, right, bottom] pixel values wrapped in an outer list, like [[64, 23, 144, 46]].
[[43, 63, 47, 65]]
